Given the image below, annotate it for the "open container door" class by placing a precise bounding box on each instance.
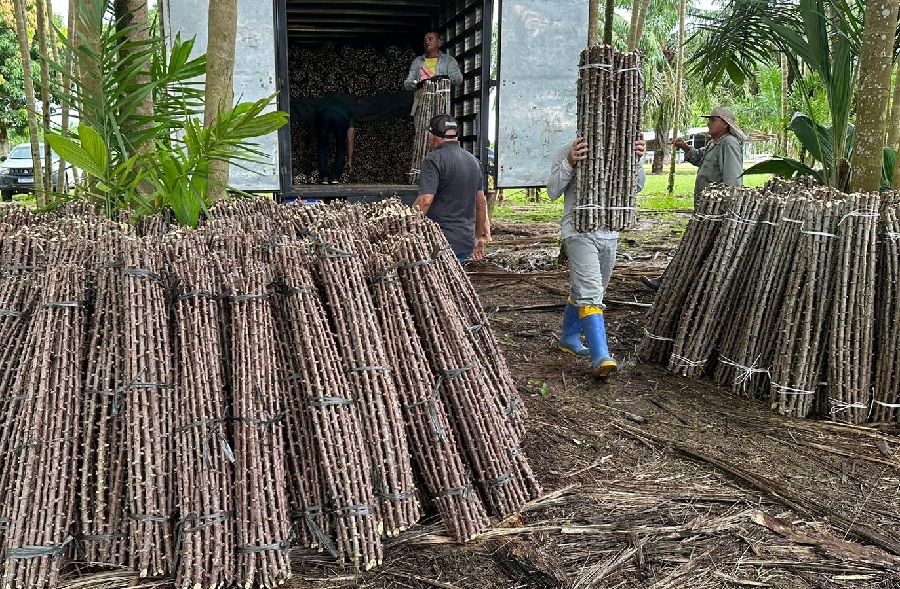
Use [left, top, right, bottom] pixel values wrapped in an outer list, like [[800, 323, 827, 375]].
[[495, 0, 587, 188], [162, 0, 282, 193]]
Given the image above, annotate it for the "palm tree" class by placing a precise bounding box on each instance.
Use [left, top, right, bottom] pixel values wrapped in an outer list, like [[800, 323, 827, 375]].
[[691, 0, 900, 191], [11, 0, 46, 205], [850, 0, 899, 191], [204, 0, 238, 203]]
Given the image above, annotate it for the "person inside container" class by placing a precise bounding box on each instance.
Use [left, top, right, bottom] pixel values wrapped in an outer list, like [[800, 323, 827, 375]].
[[314, 95, 356, 184], [414, 114, 490, 263], [549, 136, 647, 378], [404, 31, 463, 115]]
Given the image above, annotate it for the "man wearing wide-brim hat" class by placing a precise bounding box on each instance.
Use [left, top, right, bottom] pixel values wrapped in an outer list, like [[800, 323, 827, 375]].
[[641, 107, 746, 292], [674, 106, 746, 198]]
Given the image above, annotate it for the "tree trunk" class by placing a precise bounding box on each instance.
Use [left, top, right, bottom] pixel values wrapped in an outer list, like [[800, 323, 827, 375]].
[[603, 0, 614, 46], [667, 0, 687, 196], [55, 0, 78, 192], [850, 0, 899, 193], [34, 0, 53, 194], [887, 61, 900, 150], [780, 53, 789, 155], [588, 0, 599, 46], [12, 0, 46, 207], [115, 0, 155, 153], [204, 0, 238, 204], [627, 0, 651, 51], [75, 0, 103, 133]]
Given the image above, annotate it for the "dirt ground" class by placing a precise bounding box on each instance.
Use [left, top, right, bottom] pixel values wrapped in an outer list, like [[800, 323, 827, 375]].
[[286, 212, 900, 589]]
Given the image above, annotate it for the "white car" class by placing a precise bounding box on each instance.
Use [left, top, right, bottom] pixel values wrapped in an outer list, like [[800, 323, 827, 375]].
[[0, 143, 73, 201]]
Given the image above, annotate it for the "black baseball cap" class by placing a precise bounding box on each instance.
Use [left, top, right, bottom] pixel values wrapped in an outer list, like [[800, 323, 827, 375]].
[[428, 114, 459, 138]]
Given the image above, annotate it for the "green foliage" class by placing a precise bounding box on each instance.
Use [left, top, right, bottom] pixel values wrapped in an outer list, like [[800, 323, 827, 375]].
[[48, 98, 288, 226], [44, 0, 287, 226], [0, 20, 34, 143]]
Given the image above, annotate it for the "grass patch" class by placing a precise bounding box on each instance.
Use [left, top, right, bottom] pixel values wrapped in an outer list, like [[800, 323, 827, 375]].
[[491, 165, 774, 222]]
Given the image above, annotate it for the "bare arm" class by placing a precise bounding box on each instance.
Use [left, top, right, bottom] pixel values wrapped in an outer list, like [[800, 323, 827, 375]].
[[414, 193, 434, 215], [346, 127, 356, 170], [472, 189, 489, 260]]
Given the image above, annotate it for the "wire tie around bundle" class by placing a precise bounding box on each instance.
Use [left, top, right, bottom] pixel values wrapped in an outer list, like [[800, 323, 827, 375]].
[[886, 232, 900, 241], [175, 417, 235, 466], [468, 306, 498, 333], [347, 365, 392, 373], [396, 257, 435, 270], [578, 63, 613, 70], [483, 469, 513, 489], [180, 510, 234, 534], [126, 510, 169, 524], [309, 395, 354, 408], [800, 229, 837, 238], [124, 267, 161, 282], [431, 473, 474, 499], [14, 435, 76, 452], [88, 369, 172, 417], [780, 217, 803, 224], [376, 490, 416, 501], [371, 262, 402, 285], [669, 354, 706, 368], [506, 397, 522, 422], [236, 539, 292, 554], [2, 264, 44, 273], [233, 293, 270, 302], [643, 329, 675, 342], [407, 375, 449, 442], [718, 354, 770, 385], [333, 504, 375, 517], [690, 213, 726, 222], [0, 308, 23, 317], [45, 300, 83, 309], [770, 382, 815, 396], [282, 284, 318, 297], [828, 398, 869, 414], [292, 507, 339, 558], [760, 220, 779, 226], [6, 535, 74, 561], [318, 242, 357, 259], [838, 209, 879, 225], [726, 212, 757, 225], [444, 364, 476, 379]]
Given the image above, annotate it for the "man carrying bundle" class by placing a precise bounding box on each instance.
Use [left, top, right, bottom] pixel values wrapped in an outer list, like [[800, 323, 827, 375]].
[[549, 137, 646, 378]]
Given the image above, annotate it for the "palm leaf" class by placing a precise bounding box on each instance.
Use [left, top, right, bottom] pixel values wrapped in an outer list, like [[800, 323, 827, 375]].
[[744, 157, 824, 184]]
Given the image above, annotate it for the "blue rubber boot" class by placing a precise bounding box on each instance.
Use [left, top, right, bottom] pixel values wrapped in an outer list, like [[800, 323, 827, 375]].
[[558, 299, 589, 357], [579, 305, 617, 377]]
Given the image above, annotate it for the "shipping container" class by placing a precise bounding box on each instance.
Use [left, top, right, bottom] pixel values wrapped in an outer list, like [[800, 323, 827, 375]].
[[162, 0, 588, 202]]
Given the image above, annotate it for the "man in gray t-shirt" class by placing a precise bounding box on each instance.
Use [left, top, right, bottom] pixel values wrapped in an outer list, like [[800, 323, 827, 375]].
[[414, 114, 490, 262]]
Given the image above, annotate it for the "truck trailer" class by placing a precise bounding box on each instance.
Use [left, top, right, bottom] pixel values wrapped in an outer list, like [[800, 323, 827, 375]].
[[162, 0, 588, 203]]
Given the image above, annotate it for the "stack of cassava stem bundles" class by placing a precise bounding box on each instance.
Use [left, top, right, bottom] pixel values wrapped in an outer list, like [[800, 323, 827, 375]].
[[408, 77, 452, 185], [639, 179, 891, 424], [872, 197, 900, 421], [574, 45, 643, 232], [0, 197, 540, 589]]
